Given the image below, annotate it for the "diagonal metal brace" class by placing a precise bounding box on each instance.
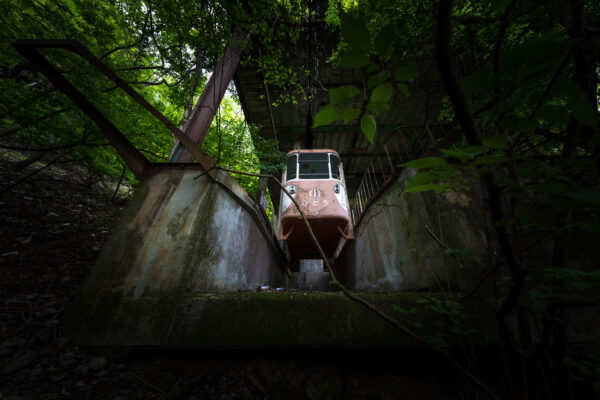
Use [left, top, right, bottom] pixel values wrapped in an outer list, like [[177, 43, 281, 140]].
[[12, 39, 216, 180]]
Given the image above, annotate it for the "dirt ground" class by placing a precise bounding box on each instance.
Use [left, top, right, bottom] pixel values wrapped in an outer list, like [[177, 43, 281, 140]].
[[0, 153, 467, 400]]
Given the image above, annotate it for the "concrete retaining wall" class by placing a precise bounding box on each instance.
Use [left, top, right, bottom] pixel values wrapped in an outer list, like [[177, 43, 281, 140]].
[[63, 170, 289, 344], [63, 291, 497, 348], [337, 168, 495, 293]]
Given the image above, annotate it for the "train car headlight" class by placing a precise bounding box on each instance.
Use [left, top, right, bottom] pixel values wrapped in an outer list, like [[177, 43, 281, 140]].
[[281, 184, 296, 211], [334, 184, 349, 212]]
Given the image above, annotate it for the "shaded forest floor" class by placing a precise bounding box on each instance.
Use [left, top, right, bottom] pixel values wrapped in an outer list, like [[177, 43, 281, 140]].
[[0, 152, 467, 400]]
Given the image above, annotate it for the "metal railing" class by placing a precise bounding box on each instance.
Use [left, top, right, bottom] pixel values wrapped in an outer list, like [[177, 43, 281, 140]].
[[350, 123, 453, 228]]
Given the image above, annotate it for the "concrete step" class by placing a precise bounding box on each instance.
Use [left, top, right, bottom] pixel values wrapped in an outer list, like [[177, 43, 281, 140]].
[[289, 271, 332, 291], [63, 292, 496, 348]]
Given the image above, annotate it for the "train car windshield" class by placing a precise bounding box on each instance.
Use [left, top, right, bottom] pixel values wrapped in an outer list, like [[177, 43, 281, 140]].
[[285, 152, 341, 180], [299, 153, 329, 179]]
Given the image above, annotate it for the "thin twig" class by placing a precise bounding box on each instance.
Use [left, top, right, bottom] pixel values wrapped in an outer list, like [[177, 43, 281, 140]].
[[424, 224, 466, 269], [111, 165, 126, 201], [0, 153, 67, 194]]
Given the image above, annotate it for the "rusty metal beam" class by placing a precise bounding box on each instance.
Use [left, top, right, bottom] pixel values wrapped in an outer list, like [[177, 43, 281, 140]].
[[13, 39, 151, 180], [12, 39, 218, 180], [171, 33, 249, 163]]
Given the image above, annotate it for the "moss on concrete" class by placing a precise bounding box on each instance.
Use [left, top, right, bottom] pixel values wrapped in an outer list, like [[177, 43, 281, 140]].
[[63, 291, 497, 349]]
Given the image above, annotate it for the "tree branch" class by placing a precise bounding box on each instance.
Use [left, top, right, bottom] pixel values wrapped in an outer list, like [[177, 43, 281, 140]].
[[0, 141, 110, 152], [435, 0, 480, 146], [0, 107, 71, 138]]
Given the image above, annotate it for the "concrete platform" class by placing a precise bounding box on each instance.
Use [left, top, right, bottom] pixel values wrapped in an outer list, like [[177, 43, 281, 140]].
[[62, 291, 496, 348]]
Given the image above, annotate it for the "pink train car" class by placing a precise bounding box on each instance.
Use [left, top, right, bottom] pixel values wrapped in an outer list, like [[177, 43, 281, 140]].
[[278, 149, 353, 263]]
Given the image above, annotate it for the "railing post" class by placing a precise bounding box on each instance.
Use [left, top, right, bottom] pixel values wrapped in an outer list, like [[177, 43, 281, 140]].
[[384, 144, 395, 176], [377, 154, 386, 180]]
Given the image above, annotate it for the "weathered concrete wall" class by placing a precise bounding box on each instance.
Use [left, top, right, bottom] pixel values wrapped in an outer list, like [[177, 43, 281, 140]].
[[92, 169, 287, 294], [63, 170, 289, 344], [337, 168, 495, 293]]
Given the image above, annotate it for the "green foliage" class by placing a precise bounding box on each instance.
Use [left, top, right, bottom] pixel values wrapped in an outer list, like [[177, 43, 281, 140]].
[[324, 1, 600, 392], [201, 94, 283, 197], [0, 0, 295, 193], [393, 296, 479, 349], [313, 2, 426, 142]]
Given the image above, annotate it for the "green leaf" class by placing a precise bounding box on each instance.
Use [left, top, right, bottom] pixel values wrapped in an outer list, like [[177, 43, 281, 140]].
[[483, 134, 508, 149], [564, 189, 600, 206], [590, 133, 600, 150], [500, 116, 538, 132], [556, 79, 598, 128], [537, 105, 570, 124], [329, 86, 348, 105], [460, 65, 493, 97], [474, 155, 507, 165], [504, 35, 571, 76], [312, 104, 339, 128], [442, 147, 487, 161], [400, 157, 448, 169], [553, 79, 597, 127], [360, 114, 376, 143], [340, 14, 370, 51], [367, 73, 388, 89], [371, 83, 393, 103], [346, 85, 360, 98], [541, 182, 569, 194], [394, 60, 418, 81], [342, 109, 361, 124], [404, 183, 452, 194], [571, 100, 598, 128], [329, 85, 361, 105], [397, 83, 409, 96], [374, 25, 393, 56], [338, 49, 370, 68], [491, 0, 511, 13], [367, 101, 390, 112], [365, 63, 380, 73], [405, 171, 439, 189]]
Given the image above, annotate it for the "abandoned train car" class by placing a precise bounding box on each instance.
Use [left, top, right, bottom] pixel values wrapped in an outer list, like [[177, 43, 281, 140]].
[[278, 149, 353, 262]]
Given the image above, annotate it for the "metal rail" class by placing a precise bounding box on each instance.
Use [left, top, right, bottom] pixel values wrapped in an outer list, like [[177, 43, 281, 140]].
[[350, 123, 455, 229]]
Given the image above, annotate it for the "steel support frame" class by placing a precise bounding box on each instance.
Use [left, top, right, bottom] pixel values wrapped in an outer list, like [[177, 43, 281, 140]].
[[170, 33, 249, 163], [11, 38, 237, 180]]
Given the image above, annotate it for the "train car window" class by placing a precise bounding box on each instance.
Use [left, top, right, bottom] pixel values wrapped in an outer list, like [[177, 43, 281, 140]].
[[330, 154, 340, 179], [286, 154, 297, 180], [298, 153, 329, 179]]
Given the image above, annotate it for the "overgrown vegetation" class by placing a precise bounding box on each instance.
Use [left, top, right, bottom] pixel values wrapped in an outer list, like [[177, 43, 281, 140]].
[[316, 0, 599, 398], [0, 0, 291, 192], [2, 0, 599, 398]]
